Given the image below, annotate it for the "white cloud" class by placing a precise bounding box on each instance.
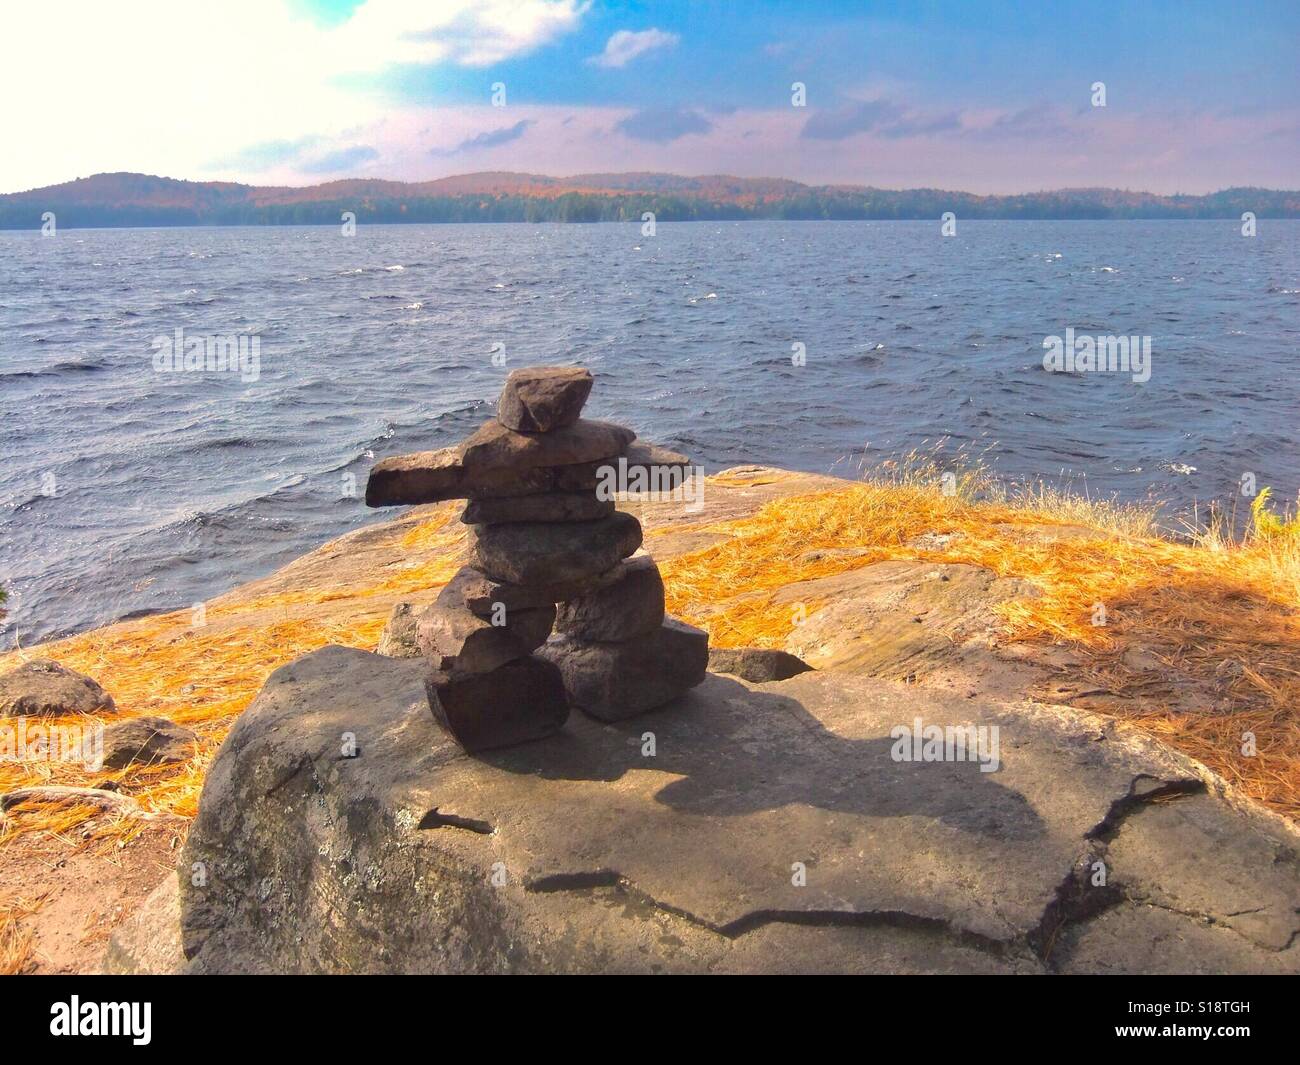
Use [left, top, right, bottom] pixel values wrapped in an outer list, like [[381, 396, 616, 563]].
[[588, 28, 679, 69], [331, 0, 590, 71], [0, 0, 588, 191]]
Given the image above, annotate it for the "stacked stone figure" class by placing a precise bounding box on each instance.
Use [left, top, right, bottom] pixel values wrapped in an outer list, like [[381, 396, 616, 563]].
[[366, 366, 708, 752]]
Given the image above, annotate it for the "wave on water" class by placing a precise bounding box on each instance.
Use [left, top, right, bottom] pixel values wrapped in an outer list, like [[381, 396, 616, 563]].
[[0, 358, 110, 380], [2, 218, 1297, 648]]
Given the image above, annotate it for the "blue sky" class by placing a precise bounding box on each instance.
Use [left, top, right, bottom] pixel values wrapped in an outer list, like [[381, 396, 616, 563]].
[[4, 0, 1297, 193], [345, 1, 1299, 112]]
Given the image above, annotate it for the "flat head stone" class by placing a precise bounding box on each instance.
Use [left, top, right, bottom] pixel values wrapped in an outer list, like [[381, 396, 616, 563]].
[[539, 616, 709, 720], [470, 511, 643, 587], [461, 491, 614, 526], [417, 598, 555, 674], [0, 658, 116, 717], [497, 366, 593, 433], [555, 555, 665, 642], [459, 418, 634, 474], [426, 655, 569, 753]]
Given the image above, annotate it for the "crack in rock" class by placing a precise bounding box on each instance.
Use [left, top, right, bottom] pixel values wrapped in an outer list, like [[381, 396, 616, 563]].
[[1031, 775, 1207, 968], [525, 870, 1025, 961], [522, 775, 1221, 969], [1084, 774, 1205, 842]]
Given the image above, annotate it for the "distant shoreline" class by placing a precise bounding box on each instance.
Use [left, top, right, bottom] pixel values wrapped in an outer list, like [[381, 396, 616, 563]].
[[5, 216, 1300, 233], [3, 171, 1297, 228]]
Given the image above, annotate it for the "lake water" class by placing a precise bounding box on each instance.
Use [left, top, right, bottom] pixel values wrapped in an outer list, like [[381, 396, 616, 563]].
[[2, 220, 1297, 646]]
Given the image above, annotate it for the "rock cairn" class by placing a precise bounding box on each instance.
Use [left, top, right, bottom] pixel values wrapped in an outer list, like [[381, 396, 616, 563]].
[[366, 366, 709, 752]]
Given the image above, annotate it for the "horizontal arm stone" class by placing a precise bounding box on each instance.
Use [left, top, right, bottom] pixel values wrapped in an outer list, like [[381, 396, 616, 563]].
[[366, 440, 695, 507]]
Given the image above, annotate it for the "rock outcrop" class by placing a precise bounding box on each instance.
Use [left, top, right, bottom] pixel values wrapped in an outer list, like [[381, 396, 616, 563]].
[[177, 645, 1300, 974], [0, 658, 115, 717]]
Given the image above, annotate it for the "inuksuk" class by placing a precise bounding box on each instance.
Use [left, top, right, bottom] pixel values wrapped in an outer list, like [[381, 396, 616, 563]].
[[365, 366, 709, 752]]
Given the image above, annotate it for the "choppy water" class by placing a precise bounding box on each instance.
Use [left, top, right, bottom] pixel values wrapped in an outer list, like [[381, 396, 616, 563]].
[[1, 220, 1297, 647]]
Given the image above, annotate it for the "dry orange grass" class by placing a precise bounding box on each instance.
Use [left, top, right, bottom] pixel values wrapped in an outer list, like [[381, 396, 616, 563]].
[[2, 469, 1298, 852], [0, 893, 44, 975], [0, 508, 467, 845], [662, 476, 1300, 818]]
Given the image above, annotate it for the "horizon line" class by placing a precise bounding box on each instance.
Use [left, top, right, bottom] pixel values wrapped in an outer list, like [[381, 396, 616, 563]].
[[5, 169, 1299, 199]]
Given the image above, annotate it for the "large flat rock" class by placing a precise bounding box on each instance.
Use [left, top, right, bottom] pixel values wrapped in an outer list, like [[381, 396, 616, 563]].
[[178, 645, 1300, 974]]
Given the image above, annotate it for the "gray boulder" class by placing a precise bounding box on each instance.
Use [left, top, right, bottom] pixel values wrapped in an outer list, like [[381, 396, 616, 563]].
[[177, 646, 1300, 974], [101, 716, 198, 769], [0, 658, 116, 717]]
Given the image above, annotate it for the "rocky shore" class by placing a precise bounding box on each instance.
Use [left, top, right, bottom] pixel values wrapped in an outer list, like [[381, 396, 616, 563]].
[[3, 443, 1299, 974]]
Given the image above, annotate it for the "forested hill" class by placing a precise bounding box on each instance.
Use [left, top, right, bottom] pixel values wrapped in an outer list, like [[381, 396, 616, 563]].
[[1, 171, 1296, 228]]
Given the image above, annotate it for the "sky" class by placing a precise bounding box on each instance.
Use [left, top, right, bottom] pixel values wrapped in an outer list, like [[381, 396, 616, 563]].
[[3, 0, 1297, 194]]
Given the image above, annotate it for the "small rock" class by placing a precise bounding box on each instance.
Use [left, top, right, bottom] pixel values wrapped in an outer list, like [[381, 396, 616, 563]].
[[416, 599, 555, 674], [376, 603, 421, 658], [539, 617, 709, 720], [708, 647, 813, 683], [426, 656, 569, 753], [555, 555, 665, 641], [907, 532, 959, 552], [101, 716, 197, 769], [798, 546, 873, 565], [1122, 646, 1165, 673], [471, 511, 643, 587], [0, 658, 116, 717], [461, 491, 614, 525], [496, 366, 593, 433], [458, 418, 634, 474]]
